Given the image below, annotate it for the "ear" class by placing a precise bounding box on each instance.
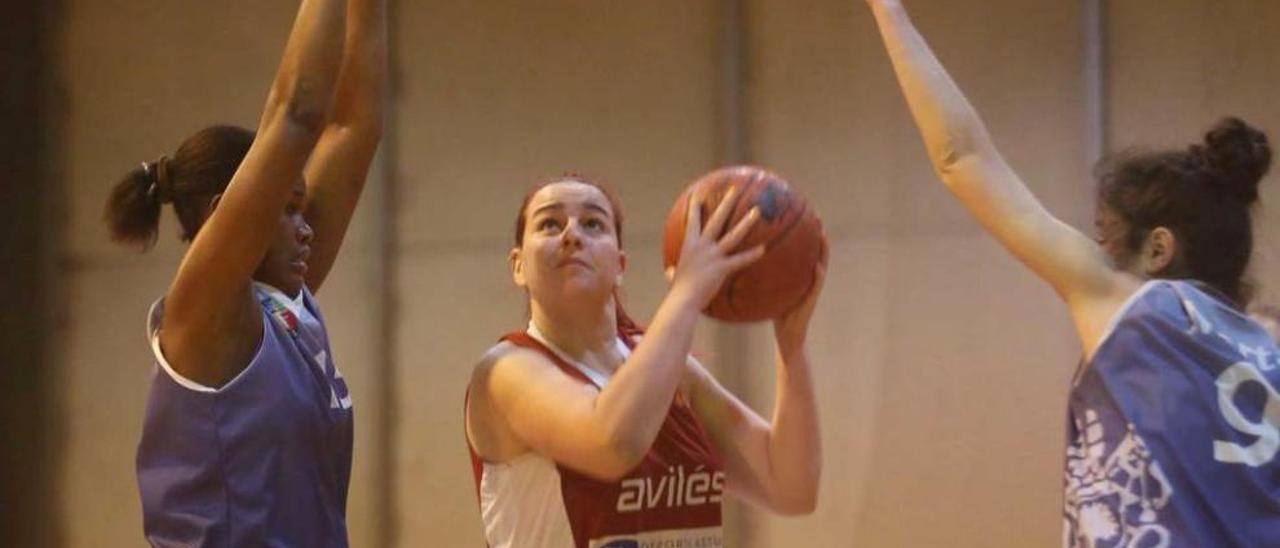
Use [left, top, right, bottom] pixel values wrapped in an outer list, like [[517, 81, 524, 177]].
[[1143, 226, 1178, 275], [616, 249, 627, 287], [510, 247, 526, 288]]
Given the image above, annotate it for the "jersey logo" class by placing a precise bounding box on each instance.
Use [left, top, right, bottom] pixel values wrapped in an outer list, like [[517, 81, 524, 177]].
[[616, 465, 723, 513], [1064, 410, 1174, 548], [313, 350, 353, 410], [261, 295, 300, 337]]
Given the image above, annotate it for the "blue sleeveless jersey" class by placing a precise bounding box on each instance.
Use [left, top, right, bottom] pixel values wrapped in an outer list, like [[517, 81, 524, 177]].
[[1064, 280, 1280, 547], [137, 285, 354, 547]]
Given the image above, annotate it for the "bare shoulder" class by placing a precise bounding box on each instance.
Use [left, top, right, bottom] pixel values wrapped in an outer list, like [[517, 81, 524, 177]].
[[469, 341, 576, 402], [1066, 272, 1146, 361], [467, 341, 544, 461], [472, 341, 548, 384], [160, 286, 262, 388]]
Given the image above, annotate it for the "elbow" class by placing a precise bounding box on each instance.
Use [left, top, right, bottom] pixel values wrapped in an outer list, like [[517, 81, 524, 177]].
[[927, 126, 992, 183], [930, 145, 963, 176], [791, 492, 819, 516], [772, 486, 819, 516], [282, 78, 331, 137], [586, 432, 649, 482], [769, 455, 822, 516], [265, 75, 335, 139], [605, 435, 650, 480], [929, 138, 974, 176], [932, 147, 986, 192]]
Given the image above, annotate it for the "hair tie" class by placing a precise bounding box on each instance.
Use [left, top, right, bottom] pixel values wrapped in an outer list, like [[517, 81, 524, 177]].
[[142, 156, 175, 204]]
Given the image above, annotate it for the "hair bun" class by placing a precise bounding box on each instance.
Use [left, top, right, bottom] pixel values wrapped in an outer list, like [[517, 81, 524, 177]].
[[1200, 116, 1271, 203]]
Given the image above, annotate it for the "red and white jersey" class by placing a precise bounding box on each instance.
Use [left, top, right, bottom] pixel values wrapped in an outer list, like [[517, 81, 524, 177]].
[[467, 329, 724, 548]]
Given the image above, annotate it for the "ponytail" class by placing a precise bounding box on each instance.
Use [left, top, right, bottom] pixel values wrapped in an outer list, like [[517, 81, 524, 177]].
[[103, 125, 255, 250], [104, 158, 171, 250]]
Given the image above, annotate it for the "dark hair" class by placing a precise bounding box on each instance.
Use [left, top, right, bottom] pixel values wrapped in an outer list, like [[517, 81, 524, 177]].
[[1097, 117, 1271, 305], [514, 174, 644, 339], [104, 125, 255, 249]]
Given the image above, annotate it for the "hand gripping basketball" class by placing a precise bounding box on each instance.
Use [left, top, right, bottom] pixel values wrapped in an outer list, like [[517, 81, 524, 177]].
[[667, 185, 767, 312], [663, 166, 828, 322]]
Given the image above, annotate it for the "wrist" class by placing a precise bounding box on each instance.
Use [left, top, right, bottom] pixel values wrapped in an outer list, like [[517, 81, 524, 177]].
[[869, 0, 903, 14], [664, 283, 709, 316], [774, 333, 809, 363]]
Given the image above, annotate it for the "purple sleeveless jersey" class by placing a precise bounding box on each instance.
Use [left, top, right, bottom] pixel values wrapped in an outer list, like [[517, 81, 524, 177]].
[[137, 285, 354, 547], [1064, 280, 1280, 547]]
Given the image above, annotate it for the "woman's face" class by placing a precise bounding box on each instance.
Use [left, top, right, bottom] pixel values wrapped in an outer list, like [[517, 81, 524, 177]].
[[512, 181, 625, 304], [1095, 204, 1140, 275], [253, 177, 314, 297]]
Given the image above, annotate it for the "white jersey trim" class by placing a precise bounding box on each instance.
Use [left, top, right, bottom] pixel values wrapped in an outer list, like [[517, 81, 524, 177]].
[[145, 290, 271, 395], [526, 321, 631, 389]]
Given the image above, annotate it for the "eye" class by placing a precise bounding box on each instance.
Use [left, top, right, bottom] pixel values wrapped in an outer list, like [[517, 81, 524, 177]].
[[583, 218, 606, 231], [537, 218, 563, 232]]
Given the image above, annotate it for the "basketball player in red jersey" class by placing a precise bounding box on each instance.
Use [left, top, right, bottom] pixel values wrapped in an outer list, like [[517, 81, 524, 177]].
[[465, 176, 824, 547]]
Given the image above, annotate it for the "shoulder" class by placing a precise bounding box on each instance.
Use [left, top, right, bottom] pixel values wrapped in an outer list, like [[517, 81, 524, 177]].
[[470, 341, 559, 396]]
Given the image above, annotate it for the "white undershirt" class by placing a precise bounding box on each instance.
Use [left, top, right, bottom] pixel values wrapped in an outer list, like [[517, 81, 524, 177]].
[[524, 321, 630, 388]]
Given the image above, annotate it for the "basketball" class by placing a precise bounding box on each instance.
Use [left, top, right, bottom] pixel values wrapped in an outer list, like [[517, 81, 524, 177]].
[[662, 165, 827, 322]]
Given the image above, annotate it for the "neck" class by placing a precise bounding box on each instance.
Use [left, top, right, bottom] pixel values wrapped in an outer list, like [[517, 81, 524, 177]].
[[529, 295, 619, 361]]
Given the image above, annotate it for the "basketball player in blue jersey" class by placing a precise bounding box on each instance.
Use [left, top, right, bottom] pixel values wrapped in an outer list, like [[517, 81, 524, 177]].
[[865, 1, 1278, 546], [102, 0, 385, 545]]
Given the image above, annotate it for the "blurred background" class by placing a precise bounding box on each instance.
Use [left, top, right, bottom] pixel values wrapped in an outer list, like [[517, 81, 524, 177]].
[[6, 0, 1280, 546]]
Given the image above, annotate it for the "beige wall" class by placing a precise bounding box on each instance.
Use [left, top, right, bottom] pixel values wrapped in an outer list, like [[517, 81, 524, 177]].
[[52, 1, 1280, 546]]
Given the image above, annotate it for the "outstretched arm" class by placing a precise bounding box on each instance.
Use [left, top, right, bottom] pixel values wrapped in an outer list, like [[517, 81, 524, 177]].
[[865, 0, 1134, 356], [163, 0, 347, 387], [302, 0, 388, 293], [866, 0, 1117, 302]]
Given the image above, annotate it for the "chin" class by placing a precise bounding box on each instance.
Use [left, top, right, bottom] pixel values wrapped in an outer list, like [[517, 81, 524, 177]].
[[266, 276, 305, 297], [559, 282, 612, 302]]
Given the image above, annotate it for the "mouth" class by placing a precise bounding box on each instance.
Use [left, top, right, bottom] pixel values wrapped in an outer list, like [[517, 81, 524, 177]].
[[557, 257, 591, 270], [291, 247, 311, 275]]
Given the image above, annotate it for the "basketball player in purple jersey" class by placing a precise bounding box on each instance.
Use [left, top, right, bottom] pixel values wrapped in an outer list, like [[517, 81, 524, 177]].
[[103, 0, 385, 544], [465, 177, 824, 547], [865, 1, 1279, 545]]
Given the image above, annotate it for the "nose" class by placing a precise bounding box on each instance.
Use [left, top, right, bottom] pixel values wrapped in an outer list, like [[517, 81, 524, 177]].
[[559, 220, 584, 249], [297, 217, 314, 244]]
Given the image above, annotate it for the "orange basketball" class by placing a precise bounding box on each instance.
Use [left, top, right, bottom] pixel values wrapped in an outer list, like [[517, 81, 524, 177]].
[[662, 165, 827, 322]]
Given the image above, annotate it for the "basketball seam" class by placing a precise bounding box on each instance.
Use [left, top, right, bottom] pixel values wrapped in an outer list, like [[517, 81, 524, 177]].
[[731, 183, 817, 319], [720, 169, 764, 314]]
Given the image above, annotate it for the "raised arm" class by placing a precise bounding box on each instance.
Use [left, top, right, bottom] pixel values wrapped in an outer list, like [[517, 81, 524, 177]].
[[302, 0, 388, 292], [683, 266, 824, 515], [865, 0, 1136, 355], [163, 0, 347, 386], [866, 1, 1119, 302]]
